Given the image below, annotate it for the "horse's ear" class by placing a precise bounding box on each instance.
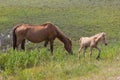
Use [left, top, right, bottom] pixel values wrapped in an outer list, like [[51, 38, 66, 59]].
[[102, 32, 106, 35]]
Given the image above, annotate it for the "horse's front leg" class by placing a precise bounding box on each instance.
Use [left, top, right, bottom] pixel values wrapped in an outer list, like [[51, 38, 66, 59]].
[[50, 40, 54, 55], [44, 40, 49, 47], [95, 46, 101, 60], [21, 39, 25, 50]]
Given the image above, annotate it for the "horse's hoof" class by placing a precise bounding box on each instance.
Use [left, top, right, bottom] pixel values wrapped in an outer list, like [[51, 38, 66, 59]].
[[96, 57, 101, 60], [78, 56, 80, 59]]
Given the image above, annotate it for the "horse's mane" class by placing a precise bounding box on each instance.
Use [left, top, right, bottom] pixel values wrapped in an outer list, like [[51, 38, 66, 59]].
[[40, 22, 52, 26], [91, 32, 102, 37], [90, 32, 106, 41], [54, 24, 69, 39], [92, 33, 101, 37], [55, 26, 71, 44], [39, 22, 70, 42], [41, 22, 68, 37]]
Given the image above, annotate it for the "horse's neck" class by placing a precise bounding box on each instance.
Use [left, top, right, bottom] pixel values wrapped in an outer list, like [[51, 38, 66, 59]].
[[92, 34, 100, 38], [57, 32, 67, 44], [94, 35, 101, 44]]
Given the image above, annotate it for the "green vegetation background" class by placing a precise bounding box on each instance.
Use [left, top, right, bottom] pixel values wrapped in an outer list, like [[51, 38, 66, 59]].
[[0, 0, 120, 80]]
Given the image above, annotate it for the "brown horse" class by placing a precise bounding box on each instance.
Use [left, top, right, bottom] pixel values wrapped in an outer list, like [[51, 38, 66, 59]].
[[78, 32, 107, 60], [12, 22, 73, 55]]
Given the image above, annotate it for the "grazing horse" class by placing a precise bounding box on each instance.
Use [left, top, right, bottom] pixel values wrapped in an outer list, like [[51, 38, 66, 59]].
[[78, 32, 107, 60], [12, 22, 73, 55]]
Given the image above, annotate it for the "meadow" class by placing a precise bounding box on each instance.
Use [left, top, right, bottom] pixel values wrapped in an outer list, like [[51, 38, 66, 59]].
[[0, 0, 120, 80]]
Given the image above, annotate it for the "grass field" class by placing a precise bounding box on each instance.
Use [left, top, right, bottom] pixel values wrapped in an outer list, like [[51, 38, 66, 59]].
[[0, 0, 120, 80]]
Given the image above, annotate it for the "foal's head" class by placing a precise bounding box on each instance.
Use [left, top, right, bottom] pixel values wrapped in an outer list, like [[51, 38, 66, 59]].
[[100, 32, 107, 45], [64, 38, 73, 55]]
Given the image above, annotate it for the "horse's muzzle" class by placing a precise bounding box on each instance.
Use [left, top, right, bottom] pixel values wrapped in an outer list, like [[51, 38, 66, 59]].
[[105, 43, 107, 46], [70, 50, 73, 55]]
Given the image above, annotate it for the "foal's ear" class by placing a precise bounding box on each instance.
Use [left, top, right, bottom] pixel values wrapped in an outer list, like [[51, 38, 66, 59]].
[[102, 32, 106, 35]]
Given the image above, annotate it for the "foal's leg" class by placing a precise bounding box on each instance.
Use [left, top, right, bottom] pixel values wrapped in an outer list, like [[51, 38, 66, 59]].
[[95, 46, 101, 60], [83, 47, 87, 58], [78, 47, 82, 59], [21, 39, 25, 50], [90, 47, 93, 58]]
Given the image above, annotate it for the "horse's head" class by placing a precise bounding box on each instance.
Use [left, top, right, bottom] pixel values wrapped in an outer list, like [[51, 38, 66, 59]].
[[101, 32, 107, 46], [64, 38, 73, 55]]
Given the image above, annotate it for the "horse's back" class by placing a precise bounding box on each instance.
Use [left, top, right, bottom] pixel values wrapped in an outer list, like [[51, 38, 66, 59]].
[[80, 37, 90, 42], [79, 37, 91, 46], [14, 22, 59, 42], [15, 24, 30, 36]]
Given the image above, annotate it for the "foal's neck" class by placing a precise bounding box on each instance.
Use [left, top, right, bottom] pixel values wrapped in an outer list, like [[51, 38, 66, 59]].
[[95, 36, 101, 44]]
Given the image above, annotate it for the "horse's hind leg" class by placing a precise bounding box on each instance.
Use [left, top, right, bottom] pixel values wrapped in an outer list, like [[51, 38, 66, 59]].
[[16, 38, 24, 50], [78, 47, 82, 59], [16, 40, 21, 49], [13, 42, 17, 50], [83, 47, 87, 58], [21, 39, 25, 50], [90, 47, 93, 58]]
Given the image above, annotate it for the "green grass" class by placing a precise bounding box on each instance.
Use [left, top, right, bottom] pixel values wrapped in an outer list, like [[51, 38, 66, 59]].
[[0, 0, 120, 80], [0, 44, 120, 80]]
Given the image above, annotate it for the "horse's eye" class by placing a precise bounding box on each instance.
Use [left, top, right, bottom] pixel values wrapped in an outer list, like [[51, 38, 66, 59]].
[[103, 37, 105, 40]]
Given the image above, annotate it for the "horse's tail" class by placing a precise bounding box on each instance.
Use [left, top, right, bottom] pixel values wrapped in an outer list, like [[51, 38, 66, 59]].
[[12, 24, 21, 49], [79, 37, 82, 44]]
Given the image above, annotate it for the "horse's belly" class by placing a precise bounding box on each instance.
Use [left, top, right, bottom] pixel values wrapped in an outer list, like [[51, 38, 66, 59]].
[[81, 39, 91, 47], [26, 34, 47, 43], [27, 38, 45, 43], [25, 27, 57, 43]]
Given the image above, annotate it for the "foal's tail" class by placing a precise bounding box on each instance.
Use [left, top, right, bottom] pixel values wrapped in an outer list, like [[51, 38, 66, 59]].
[[79, 37, 82, 43], [12, 24, 21, 49], [79, 37, 83, 45]]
